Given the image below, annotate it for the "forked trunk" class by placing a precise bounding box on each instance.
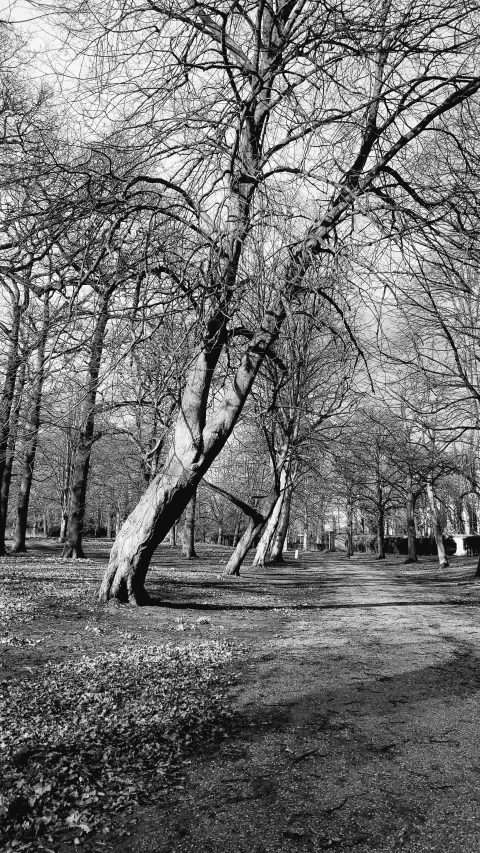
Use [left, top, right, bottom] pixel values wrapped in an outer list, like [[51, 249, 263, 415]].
[[270, 481, 293, 562], [99, 299, 285, 603], [405, 480, 418, 563], [182, 491, 198, 559], [426, 480, 449, 569]]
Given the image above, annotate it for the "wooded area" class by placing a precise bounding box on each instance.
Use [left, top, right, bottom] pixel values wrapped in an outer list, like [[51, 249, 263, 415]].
[[2, 0, 480, 595], [3, 2, 480, 851]]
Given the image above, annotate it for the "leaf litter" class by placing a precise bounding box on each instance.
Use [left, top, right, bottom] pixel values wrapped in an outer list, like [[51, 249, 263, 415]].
[[0, 641, 234, 852]]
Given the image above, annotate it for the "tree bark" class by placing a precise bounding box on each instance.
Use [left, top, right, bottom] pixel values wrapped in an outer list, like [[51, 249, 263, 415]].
[[346, 493, 354, 557], [99, 298, 285, 603], [252, 484, 285, 567], [11, 297, 49, 553], [405, 478, 418, 563], [426, 480, 449, 569], [182, 490, 198, 558], [63, 290, 111, 558], [0, 358, 26, 550], [0, 300, 23, 555], [223, 491, 277, 576], [270, 481, 293, 562]]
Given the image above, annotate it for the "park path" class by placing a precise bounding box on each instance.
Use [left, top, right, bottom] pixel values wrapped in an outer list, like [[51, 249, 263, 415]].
[[121, 551, 480, 853]]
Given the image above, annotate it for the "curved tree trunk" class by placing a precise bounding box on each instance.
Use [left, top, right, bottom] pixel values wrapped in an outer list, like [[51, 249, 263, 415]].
[[270, 481, 293, 562], [99, 298, 286, 603], [63, 290, 111, 559], [426, 480, 449, 569], [11, 297, 49, 553], [405, 478, 418, 563], [0, 358, 26, 550], [182, 490, 198, 558]]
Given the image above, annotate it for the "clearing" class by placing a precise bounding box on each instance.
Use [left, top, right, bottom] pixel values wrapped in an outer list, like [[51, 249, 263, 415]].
[[2, 543, 480, 853]]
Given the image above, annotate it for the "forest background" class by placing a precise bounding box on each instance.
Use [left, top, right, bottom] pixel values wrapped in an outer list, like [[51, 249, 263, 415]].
[[2, 0, 480, 599]]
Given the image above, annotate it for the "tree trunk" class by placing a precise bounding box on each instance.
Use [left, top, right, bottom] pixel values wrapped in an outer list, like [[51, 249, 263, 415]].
[[346, 494, 354, 557], [99, 297, 286, 603], [252, 487, 285, 567], [0, 301, 22, 555], [426, 480, 449, 569], [217, 522, 223, 546], [169, 523, 177, 547], [375, 466, 386, 559], [182, 490, 198, 558], [11, 297, 49, 553], [0, 358, 26, 550], [223, 489, 278, 576], [63, 290, 111, 559], [405, 479, 418, 563], [232, 518, 240, 548], [106, 511, 112, 540], [376, 508, 385, 560], [270, 481, 293, 562]]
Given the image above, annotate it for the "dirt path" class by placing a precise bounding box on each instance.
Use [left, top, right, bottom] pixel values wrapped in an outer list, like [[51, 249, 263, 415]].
[[119, 552, 480, 853], [3, 545, 480, 852]]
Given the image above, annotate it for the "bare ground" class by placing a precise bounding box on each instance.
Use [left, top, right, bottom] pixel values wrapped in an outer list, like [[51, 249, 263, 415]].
[[3, 542, 480, 852]]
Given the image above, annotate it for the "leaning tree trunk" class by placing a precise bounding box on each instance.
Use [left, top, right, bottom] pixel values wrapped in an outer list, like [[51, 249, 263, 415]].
[[270, 481, 293, 562], [11, 297, 49, 553], [426, 480, 449, 569], [182, 490, 198, 559], [99, 296, 286, 603], [223, 490, 278, 576], [63, 290, 111, 559], [0, 358, 26, 550], [405, 478, 418, 563], [252, 493, 283, 567]]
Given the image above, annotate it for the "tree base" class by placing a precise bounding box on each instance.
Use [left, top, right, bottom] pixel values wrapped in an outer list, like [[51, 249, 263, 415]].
[[62, 545, 86, 559], [376, 555, 386, 560], [404, 556, 418, 563], [223, 565, 240, 577], [10, 543, 26, 554]]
